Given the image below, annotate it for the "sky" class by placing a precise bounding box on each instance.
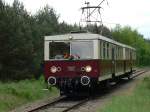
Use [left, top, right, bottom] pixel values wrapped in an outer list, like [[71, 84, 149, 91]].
[[4, 0, 150, 39]]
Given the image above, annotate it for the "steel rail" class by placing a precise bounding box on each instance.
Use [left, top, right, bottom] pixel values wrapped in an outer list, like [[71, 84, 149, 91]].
[[132, 69, 149, 78], [62, 98, 89, 112], [27, 96, 66, 112]]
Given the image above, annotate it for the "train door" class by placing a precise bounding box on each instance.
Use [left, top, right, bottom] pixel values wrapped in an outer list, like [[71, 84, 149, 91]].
[[112, 46, 116, 77]]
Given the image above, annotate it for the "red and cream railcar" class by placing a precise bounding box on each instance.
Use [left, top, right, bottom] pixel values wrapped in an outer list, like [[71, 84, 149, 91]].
[[44, 32, 136, 95]]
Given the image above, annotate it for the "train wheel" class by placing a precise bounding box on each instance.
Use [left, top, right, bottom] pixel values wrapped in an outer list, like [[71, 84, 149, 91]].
[[103, 79, 111, 92], [106, 79, 111, 89], [127, 72, 133, 80], [60, 91, 65, 96]]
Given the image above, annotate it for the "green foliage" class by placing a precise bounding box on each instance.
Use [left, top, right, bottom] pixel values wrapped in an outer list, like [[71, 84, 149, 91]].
[[111, 25, 150, 66], [99, 76, 150, 112], [35, 5, 59, 35], [0, 0, 35, 80], [85, 24, 112, 38], [0, 76, 58, 112]]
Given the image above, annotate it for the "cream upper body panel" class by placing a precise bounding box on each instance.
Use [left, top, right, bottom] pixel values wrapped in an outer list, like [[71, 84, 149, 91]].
[[45, 33, 135, 50]]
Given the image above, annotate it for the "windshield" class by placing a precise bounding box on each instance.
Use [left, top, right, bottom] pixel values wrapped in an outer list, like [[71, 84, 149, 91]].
[[49, 41, 93, 60], [71, 41, 93, 59]]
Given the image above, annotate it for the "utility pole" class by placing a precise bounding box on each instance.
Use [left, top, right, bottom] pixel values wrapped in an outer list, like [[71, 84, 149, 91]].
[[80, 0, 108, 34]]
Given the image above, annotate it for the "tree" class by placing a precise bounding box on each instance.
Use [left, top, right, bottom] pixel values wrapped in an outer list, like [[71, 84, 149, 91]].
[[35, 5, 59, 36], [111, 25, 150, 66], [0, 0, 35, 80], [85, 24, 112, 38]]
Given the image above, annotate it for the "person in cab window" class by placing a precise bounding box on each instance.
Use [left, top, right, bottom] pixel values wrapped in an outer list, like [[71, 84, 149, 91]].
[[64, 52, 70, 59]]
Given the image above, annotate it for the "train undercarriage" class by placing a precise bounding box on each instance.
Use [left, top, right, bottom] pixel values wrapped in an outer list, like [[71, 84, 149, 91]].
[[47, 70, 134, 96]]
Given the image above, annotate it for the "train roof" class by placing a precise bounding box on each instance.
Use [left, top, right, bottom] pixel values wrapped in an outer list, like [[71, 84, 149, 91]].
[[45, 32, 135, 50]]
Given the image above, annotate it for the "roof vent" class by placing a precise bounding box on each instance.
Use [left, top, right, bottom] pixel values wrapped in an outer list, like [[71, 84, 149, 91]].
[[70, 30, 88, 34]]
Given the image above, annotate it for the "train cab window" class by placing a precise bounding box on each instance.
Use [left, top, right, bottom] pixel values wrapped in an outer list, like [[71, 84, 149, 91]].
[[49, 42, 70, 59], [49, 41, 94, 60], [71, 41, 94, 59]]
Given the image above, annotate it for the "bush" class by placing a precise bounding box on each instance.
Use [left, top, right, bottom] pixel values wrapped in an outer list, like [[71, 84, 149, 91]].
[[0, 76, 58, 112]]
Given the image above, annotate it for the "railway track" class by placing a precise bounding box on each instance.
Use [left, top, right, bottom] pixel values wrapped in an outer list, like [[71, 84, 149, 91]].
[[131, 69, 149, 78], [25, 69, 148, 112], [27, 96, 66, 112], [27, 96, 88, 112]]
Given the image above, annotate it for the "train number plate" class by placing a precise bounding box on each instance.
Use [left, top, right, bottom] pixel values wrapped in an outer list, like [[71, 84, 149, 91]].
[[67, 66, 75, 71]]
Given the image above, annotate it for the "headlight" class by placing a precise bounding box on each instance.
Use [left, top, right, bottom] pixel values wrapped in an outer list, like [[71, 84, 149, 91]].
[[50, 66, 57, 73], [85, 65, 92, 72]]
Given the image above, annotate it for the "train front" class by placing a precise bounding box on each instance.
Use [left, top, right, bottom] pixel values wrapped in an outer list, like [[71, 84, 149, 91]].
[[44, 34, 99, 95]]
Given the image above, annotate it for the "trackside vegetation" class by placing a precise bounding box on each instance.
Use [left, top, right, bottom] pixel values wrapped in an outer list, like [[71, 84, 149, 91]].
[[0, 77, 58, 112], [99, 76, 150, 112]]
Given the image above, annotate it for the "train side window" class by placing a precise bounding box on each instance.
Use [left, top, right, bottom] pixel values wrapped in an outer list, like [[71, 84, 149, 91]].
[[109, 44, 112, 59], [101, 41, 103, 59], [135, 51, 136, 60], [120, 47, 122, 60], [131, 50, 133, 60], [100, 41, 103, 59], [107, 43, 109, 59], [119, 47, 122, 60], [103, 42, 106, 59], [127, 49, 129, 60], [129, 49, 130, 60], [100, 41, 102, 59], [128, 49, 129, 60], [121, 47, 123, 60], [133, 51, 134, 60], [119, 47, 120, 60], [99, 41, 101, 58], [127, 49, 128, 60], [134, 51, 136, 60], [116, 46, 118, 60], [117, 47, 118, 60], [132, 51, 134, 60], [119, 47, 121, 60], [118, 46, 120, 60], [125, 48, 128, 60]]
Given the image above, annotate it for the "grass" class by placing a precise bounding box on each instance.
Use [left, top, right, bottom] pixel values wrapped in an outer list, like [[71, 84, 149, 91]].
[[99, 76, 150, 112], [0, 76, 58, 112]]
